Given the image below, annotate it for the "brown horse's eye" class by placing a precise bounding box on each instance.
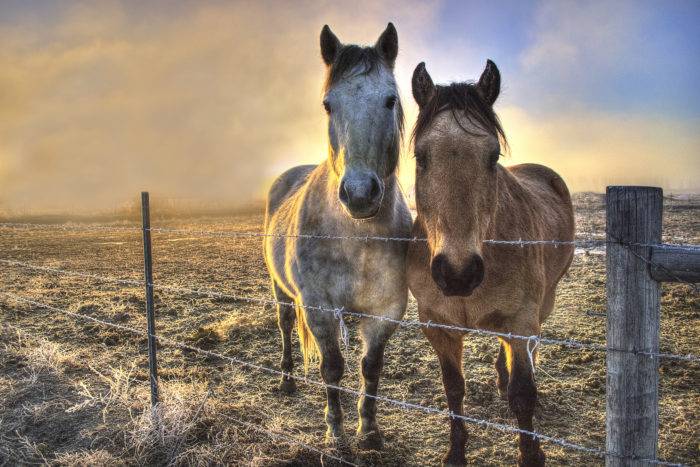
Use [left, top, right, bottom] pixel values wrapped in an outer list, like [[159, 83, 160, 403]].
[[323, 100, 331, 114], [415, 151, 428, 171], [385, 95, 397, 110]]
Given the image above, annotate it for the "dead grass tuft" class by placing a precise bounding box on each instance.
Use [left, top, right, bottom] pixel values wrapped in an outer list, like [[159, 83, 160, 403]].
[[125, 381, 215, 465]]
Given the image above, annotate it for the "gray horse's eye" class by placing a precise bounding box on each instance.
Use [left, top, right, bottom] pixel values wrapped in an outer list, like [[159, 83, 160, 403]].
[[385, 95, 397, 110], [323, 100, 331, 114]]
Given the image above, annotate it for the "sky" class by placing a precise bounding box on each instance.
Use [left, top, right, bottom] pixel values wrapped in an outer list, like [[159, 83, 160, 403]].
[[1, 0, 699, 212]]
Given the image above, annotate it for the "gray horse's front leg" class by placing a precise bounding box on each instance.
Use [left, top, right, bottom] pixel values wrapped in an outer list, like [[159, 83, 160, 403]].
[[306, 312, 348, 448], [272, 282, 296, 394], [357, 319, 397, 450]]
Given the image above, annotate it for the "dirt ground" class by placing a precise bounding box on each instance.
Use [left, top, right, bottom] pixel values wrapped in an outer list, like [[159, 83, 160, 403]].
[[0, 193, 698, 466]]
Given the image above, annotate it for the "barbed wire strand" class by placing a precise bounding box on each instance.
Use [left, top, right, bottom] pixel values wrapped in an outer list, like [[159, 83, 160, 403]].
[[1, 258, 697, 363], [0, 222, 142, 233], [2, 221, 699, 250], [0, 291, 687, 466]]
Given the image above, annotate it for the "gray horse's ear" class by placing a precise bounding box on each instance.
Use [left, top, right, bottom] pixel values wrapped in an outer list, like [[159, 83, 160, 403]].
[[477, 59, 500, 106], [375, 22, 398, 67], [320, 25, 341, 65], [412, 62, 435, 108]]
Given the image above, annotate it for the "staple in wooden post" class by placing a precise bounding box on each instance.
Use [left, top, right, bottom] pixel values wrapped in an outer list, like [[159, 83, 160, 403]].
[[141, 191, 159, 408], [605, 186, 662, 466]]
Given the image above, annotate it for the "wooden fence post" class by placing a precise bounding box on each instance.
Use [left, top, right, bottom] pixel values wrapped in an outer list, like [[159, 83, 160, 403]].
[[606, 186, 662, 466], [141, 192, 159, 409]]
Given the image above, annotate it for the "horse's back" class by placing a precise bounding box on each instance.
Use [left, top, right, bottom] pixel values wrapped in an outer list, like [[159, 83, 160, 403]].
[[508, 163, 571, 205], [265, 164, 317, 220]]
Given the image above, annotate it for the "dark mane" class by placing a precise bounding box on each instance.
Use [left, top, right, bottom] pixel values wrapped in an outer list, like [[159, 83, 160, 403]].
[[323, 44, 405, 146], [411, 82, 507, 151]]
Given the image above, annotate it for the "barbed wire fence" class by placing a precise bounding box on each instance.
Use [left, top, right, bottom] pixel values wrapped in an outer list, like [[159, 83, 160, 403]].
[[0, 186, 698, 466]]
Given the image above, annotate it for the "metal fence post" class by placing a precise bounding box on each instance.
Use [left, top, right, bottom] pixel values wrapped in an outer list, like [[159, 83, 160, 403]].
[[141, 191, 159, 408], [605, 186, 662, 466]]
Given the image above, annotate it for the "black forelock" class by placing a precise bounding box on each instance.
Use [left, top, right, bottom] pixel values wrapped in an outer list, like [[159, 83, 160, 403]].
[[411, 82, 507, 150]]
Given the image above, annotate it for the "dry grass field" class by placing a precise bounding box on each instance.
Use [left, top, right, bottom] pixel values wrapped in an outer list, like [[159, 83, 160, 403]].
[[0, 193, 698, 466]]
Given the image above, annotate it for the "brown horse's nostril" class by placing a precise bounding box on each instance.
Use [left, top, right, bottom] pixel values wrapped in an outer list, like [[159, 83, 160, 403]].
[[430, 254, 451, 291], [431, 253, 484, 297]]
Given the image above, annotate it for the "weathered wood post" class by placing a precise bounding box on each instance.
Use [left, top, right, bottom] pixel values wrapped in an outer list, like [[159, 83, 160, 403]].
[[606, 186, 662, 466], [141, 192, 159, 408]]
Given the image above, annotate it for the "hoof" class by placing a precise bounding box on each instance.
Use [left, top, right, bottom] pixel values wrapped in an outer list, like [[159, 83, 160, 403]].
[[278, 378, 296, 394], [325, 430, 352, 457], [442, 451, 466, 467], [357, 429, 384, 451], [518, 448, 545, 467]]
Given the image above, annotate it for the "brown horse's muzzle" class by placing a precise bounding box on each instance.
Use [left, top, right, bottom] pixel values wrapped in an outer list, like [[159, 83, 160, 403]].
[[430, 253, 484, 297]]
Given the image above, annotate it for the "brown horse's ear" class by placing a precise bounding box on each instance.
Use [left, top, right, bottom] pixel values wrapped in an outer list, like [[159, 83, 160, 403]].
[[320, 25, 341, 66], [375, 22, 398, 67], [477, 59, 500, 105], [412, 62, 435, 108]]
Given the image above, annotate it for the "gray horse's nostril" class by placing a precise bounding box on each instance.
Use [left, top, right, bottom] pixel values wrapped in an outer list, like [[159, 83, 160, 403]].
[[369, 176, 381, 200], [339, 174, 382, 214], [339, 180, 350, 205]]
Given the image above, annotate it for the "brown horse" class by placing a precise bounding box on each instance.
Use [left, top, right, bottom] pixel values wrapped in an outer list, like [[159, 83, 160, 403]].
[[407, 60, 574, 466]]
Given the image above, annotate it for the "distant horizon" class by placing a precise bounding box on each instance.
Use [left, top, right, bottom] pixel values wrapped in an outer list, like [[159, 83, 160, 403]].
[[2, 188, 698, 222]]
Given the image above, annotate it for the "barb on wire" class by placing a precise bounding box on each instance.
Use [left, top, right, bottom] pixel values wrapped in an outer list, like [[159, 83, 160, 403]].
[[0, 291, 687, 466], [2, 258, 698, 363]]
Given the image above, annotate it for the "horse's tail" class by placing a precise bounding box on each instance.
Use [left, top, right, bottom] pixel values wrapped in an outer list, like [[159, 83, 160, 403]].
[[295, 304, 319, 373]]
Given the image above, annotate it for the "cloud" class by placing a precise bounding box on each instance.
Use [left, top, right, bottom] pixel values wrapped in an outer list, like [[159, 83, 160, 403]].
[[0, 0, 439, 211], [499, 105, 700, 192]]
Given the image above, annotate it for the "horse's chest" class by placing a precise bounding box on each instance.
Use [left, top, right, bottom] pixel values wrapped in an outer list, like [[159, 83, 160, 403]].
[[296, 241, 403, 307]]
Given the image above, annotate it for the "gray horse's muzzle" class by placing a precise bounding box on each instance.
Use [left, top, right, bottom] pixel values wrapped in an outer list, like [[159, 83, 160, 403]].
[[339, 171, 383, 219]]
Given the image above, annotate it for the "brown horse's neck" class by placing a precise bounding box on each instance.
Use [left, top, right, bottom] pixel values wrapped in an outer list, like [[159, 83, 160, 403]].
[[488, 165, 540, 241]]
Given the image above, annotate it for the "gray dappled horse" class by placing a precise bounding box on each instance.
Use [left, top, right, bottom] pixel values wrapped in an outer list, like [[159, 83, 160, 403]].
[[263, 23, 411, 451]]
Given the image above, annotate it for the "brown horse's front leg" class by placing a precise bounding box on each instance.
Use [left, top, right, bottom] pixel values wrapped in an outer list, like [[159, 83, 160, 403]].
[[425, 327, 467, 466], [504, 340, 545, 467], [495, 341, 509, 399]]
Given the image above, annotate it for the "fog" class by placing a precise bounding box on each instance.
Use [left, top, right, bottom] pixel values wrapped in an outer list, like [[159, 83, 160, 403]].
[[1, 1, 698, 214]]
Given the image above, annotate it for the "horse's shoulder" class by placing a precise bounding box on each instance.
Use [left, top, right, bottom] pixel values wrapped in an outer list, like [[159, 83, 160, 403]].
[[266, 164, 317, 215]]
